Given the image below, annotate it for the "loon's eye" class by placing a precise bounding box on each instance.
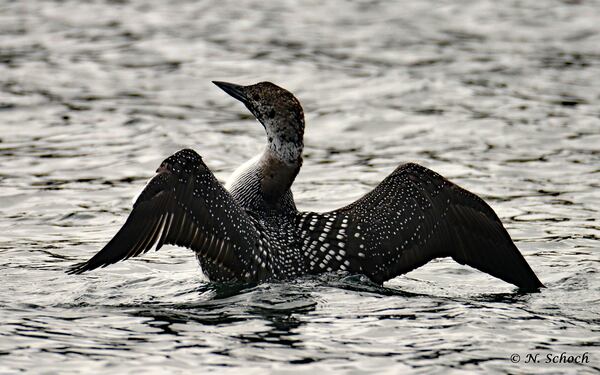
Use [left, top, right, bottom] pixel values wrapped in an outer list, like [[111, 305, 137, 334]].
[[267, 109, 276, 118]]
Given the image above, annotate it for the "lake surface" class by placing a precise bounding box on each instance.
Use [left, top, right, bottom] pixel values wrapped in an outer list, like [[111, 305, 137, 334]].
[[1, 0, 599, 373]]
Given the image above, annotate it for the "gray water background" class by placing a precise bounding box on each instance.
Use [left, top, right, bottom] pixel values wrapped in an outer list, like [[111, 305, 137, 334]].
[[1, 0, 599, 373]]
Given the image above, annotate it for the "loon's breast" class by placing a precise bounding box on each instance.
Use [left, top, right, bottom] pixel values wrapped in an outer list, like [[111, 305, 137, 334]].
[[225, 153, 262, 192], [226, 153, 297, 214], [225, 153, 266, 212]]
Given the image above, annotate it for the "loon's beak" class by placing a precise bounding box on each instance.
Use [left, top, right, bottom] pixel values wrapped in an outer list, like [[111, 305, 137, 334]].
[[212, 81, 248, 104]]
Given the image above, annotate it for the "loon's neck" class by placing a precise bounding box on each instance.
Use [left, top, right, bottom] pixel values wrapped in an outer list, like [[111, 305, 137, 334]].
[[227, 142, 302, 213], [258, 145, 302, 206]]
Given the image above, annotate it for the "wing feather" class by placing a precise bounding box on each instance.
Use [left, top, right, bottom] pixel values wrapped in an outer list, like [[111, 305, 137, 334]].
[[67, 149, 260, 279], [331, 162, 543, 290]]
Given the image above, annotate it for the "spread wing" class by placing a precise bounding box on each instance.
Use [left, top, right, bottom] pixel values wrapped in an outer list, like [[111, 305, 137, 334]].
[[326, 163, 543, 290], [67, 149, 263, 280]]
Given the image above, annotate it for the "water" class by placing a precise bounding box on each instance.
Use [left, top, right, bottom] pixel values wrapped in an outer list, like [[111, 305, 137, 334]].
[[1, 0, 599, 373]]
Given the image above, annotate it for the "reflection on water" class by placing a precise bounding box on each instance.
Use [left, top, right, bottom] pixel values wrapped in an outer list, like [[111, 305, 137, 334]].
[[0, 0, 599, 373]]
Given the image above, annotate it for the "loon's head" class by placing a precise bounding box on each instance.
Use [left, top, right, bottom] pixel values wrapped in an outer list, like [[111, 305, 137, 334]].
[[213, 81, 305, 164]]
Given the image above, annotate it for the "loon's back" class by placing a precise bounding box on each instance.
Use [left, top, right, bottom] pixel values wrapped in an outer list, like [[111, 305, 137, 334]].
[[200, 151, 301, 281]]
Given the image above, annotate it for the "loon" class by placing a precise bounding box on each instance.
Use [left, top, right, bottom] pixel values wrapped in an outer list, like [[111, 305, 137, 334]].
[[68, 81, 544, 291]]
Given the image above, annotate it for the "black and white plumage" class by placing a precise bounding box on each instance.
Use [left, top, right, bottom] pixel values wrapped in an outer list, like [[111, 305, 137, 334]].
[[68, 81, 544, 291]]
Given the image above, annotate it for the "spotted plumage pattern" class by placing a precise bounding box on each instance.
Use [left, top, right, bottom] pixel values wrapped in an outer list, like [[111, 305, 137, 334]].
[[295, 211, 359, 274], [333, 162, 542, 288], [69, 81, 543, 291]]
